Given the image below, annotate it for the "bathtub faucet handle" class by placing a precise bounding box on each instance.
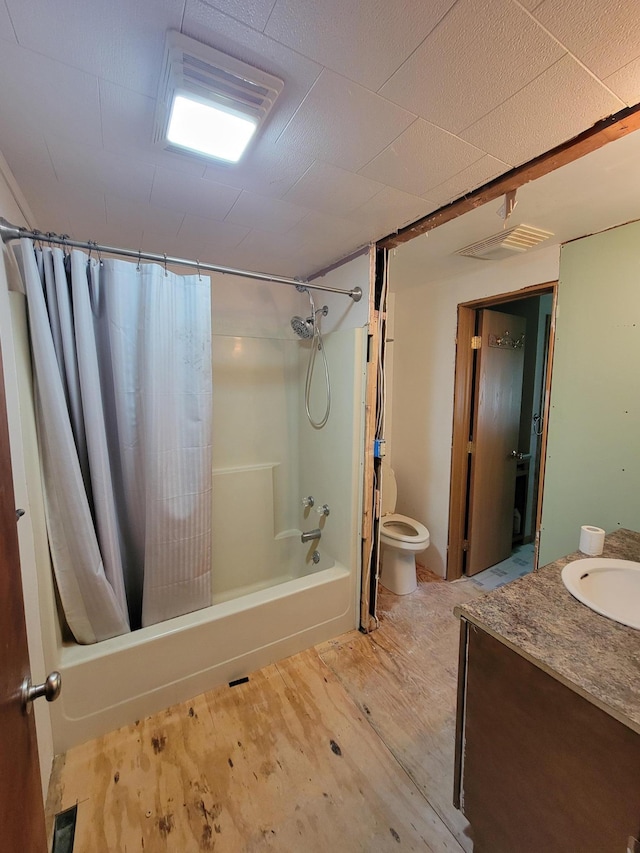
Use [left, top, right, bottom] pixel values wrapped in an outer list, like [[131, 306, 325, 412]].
[[302, 496, 315, 508], [316, 504, 330, 517]]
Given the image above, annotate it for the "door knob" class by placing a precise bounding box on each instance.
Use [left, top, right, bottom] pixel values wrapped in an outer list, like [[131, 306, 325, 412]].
[[510, 450, 531, 461], [21, 671, 62, 714]]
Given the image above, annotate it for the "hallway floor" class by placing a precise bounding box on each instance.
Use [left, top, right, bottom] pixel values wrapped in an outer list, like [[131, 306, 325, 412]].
[[466, 542, 535, 592], [46, 571, 482, 852]]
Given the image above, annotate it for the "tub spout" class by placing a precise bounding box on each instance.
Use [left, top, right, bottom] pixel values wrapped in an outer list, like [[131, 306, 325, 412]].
[[301, 528, 321, 543]]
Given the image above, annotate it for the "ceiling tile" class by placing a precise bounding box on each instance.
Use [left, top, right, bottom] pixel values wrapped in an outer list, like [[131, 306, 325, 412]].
[[276, 69, 416, 172], [532, 0, 640, 79], [0, 1, 16, 41], [5, 0, 183, 97], [287, 209, 370, 247], [225, 191, 309, 233], [18, 177, 109, 243], [425, 154, 510, 206], [229, 232, 333, 278], [265, 0, 456, 90], [151, 168, 241, 220], [461, 56, 625, 167], [176, 213, 251, 254], [348, 187, 437, 238], [99, 81, 209, 178], [202, 143, 315, 199], [182, 0, 322, 143], [223, 229, 308, 275], [360, 119, 485, 196], [191, 0, 277, 31], [284, 161, 384, 216], [605, 56, 640, 106], [46, 137, 156, 205], [380, 0, 565, 134], [0, 42, 102, 148], [32, 185, 105, 241], [0, 131, 57, 198], [63, 194, 110, 243], [105, 196, 185, 249]]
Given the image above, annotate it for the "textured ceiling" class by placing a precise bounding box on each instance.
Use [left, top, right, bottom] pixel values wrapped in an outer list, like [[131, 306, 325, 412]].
[[0, 0, 638, 278]]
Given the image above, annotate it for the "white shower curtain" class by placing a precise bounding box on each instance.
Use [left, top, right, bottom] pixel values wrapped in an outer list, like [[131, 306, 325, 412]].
[[20, 238, 212, 643]]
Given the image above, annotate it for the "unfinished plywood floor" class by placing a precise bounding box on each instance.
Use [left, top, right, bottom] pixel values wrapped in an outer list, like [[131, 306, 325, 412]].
[[47, 570, 481, 852]]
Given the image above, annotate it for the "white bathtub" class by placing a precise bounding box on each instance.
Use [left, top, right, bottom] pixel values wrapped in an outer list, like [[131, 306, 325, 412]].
[[49, 560, 354, 751]]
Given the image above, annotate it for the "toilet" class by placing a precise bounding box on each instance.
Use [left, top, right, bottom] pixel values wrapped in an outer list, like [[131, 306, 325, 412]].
[[379, 461, 430, 595]]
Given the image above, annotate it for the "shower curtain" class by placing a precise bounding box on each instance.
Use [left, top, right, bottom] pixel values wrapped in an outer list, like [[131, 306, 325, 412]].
[[20, 238, 212, 643]]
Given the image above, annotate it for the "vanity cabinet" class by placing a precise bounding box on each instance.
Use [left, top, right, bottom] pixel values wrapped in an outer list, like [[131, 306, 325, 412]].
[[454, 622, 640, 852]]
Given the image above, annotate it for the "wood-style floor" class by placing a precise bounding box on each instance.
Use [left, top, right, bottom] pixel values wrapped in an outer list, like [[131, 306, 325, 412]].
[[46, 570, 482, 852]]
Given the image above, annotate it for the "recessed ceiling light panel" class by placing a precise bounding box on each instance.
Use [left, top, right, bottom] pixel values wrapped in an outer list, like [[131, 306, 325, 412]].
[[155, 31, 283, 164]]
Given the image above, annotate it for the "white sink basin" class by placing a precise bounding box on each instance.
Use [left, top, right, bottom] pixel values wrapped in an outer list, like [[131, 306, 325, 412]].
[[561, 558, 640, 630]]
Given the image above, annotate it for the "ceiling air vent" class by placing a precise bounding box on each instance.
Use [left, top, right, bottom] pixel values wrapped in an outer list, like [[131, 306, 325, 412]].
[[154, 31, 284, 162], [455, 224, 554, 261]]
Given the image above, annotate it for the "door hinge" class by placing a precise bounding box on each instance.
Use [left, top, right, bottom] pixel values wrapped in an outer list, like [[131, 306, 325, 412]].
[[471, 335, 481, 350], [467, 440, 474, 454], [462, 539, 470, 552]]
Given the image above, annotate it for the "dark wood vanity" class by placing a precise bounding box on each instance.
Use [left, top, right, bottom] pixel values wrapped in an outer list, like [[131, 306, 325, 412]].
[[454, 529, 640, 853]]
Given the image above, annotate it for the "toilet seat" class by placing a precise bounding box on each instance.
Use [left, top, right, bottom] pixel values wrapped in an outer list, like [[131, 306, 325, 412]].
[[381, 513, 430, 549]]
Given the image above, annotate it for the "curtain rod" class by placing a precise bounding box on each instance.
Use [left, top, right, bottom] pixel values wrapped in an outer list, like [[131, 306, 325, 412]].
[[0, 217, 362, 302]]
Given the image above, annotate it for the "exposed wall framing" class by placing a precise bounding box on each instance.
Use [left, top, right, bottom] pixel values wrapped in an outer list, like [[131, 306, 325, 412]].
[[360, 247, 388, 632]]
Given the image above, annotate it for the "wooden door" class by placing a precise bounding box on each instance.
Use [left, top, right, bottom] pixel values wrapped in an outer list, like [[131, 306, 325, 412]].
[[466, 310, 526, 576], [0, 342, 48, 852]]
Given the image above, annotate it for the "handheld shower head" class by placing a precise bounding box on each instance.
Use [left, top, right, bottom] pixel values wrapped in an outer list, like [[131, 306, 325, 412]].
[[291, 315, 315, 339]]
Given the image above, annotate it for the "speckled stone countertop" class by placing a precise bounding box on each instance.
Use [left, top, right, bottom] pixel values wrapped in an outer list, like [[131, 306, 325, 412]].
[[455, 529, 640, 734]]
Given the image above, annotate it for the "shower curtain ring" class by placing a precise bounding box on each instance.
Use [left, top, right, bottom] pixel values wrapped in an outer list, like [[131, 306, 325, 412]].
[[137, 249, 142, 272], [196, 259, 201, 281], [163, 253, 168, 277]]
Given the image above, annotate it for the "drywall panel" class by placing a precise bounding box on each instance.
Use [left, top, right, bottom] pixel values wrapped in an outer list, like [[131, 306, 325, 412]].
[[389, 243, 560, 576], [539, 222, 640, 564]]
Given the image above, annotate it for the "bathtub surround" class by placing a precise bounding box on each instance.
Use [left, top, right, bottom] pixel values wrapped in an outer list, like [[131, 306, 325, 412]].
[[41, 253, 368, 752], [19, 240, 213, 641]]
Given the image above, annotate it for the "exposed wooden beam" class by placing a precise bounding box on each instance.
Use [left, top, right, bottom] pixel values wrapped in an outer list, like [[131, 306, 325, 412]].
[[379, 102, 640, 250]]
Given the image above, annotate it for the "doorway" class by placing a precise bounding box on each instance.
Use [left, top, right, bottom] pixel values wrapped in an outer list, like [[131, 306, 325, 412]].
[[447, 282, 557, 582]]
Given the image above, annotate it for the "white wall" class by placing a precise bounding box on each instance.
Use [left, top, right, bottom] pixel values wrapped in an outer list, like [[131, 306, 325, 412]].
[[0, 152, 54, 800], [389, 243, 560, 576], [540, 221, 640, 563], [298, 253, 369, 623]]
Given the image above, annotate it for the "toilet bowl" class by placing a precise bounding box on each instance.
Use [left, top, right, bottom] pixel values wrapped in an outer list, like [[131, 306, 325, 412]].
[[379, 462, 430, 595]]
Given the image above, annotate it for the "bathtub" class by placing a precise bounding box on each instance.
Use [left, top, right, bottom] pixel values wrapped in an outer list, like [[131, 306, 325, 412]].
[[49, 559, 355, 752]]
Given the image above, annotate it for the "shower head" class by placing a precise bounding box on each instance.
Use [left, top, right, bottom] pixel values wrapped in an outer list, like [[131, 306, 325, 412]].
[[291, 288, 328, 339], [291, 315, 315, 339]]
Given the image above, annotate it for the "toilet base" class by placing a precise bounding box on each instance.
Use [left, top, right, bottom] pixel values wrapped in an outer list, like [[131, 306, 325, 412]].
[[380, 547, 418, 595]]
